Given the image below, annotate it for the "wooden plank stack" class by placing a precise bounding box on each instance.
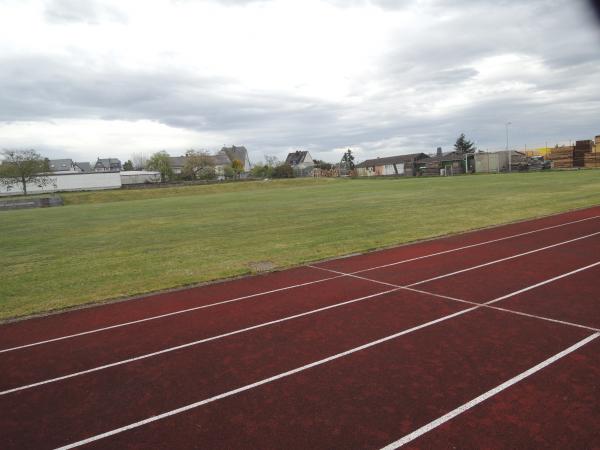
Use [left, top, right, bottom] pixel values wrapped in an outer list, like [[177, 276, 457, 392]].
[[584, 152, 600, 168], [574, 140, 593, 167], [548, 145, 575, 168]]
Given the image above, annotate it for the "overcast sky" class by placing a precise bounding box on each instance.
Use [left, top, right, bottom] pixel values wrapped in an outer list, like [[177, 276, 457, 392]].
[[1, 0, 599, 164]]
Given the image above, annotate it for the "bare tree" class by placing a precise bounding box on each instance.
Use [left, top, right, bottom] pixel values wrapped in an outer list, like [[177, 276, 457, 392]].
[[182, 149, 215, 179], [131, 153, 149, 170], [0, 149, 51, 195]]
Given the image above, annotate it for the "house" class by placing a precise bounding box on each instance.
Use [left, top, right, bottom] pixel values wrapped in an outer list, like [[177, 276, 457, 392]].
[[169, 146, 252, 177], [417, 152, 472, 176], [218, 145, 251, 172], [168, 156, 186, 175], [285, 151, 314, 176], [75, 162, 92, 172], [94, 158, 122, 172], [355, 153, 428, 177], [47, 159, 80, 173]]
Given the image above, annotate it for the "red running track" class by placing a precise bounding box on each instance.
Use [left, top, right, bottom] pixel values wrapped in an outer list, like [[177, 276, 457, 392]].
[[1, 206, 599, 449]]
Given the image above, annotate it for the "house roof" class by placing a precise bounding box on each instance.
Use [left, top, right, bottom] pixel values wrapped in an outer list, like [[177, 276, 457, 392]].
[[75, 162, 92, 172], [169, 156, 186, 168], [221, 146, 248, 164], [285, 151, 312, 166], [95, 158, 121, 168], [47, 159, 74, 172], [417, 151, 465, 163], [355, 153, 428, 168]]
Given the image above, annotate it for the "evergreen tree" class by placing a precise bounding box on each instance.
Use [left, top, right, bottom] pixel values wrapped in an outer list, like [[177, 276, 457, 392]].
[[454, 133, 476, 154]]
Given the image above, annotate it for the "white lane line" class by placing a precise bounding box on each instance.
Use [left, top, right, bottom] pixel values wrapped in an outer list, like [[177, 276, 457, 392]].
[[379, 332, 600, 450], [2, 215, 598, 354], [403, 287, 600, 333], [0, 274, 345, 354], [406, 230, 600, 287], [317, 261, 600, 332], [54, 307, 478, 450], [351, 214, 600, 275], [0, 287, 400, 396], [5, 260, 599, 397]]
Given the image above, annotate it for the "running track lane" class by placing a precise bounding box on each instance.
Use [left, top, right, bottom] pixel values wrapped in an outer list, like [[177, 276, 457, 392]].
[[73, 309, 591, 449], [493, 264, 600, 330], [0, 266, 336, 348], [2, 222, 599, 391], [0, 289, 469, 449], [393, 234, 600, 303], [0, 276, 390, 391], [401, 338, 600, 450], [319, 218, 600, 286], [1, 207, 599, 349]]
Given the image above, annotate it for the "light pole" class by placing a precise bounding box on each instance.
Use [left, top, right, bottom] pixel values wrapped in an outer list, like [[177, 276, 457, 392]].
[[505, 122, 512, 172]]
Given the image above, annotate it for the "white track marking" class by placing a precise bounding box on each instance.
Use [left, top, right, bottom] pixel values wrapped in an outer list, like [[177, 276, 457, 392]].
[[0, 274, 344, 354], [406, 230, 600, 287], [54, 307, 478, 450], [379, 332, 600, 450], [317, 261, 600, 332], [350, 214, 600, 274], [0, 288, 399, 396], [5, 261, 599, 397], [2, 215, 598, 354]]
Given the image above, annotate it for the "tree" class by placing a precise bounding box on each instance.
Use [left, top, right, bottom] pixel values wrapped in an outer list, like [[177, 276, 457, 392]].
[[231, 159, 244, 179], [250, 164, 273, 179], [272, 163, 294, 178], [223, 165, 235, 179], [0, 149, 51, 195], [146, 151, 172, 182], [454, 133, 476, 154], [313, 159, 332, 170], [340, 149, 355, 171], [123, 160, 134, 171], [182, 149, 214, 180], [131, 153, 149, 170], [264, 155, 279, 167]]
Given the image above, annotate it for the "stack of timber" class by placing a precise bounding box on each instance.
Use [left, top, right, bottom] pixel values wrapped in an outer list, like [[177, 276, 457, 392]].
[[547, 145, 575, 168], [584, 152, 600, 168], [509, 151, 529, 171], [574, 140, 593, 167]]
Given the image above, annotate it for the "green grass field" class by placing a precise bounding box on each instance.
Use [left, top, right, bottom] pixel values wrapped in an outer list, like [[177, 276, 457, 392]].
[[1, 171, 599, 320]]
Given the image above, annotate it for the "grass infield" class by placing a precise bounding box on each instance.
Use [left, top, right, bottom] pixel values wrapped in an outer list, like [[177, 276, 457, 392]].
[[1, 171, 599, 320]]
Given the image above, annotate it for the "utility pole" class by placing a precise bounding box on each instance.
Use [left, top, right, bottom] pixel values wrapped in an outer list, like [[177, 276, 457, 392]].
[[506, 122, 512, 172]]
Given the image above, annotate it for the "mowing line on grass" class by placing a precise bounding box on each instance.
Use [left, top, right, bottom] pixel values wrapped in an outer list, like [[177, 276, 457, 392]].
[[2, 214, 598, 354], [379, 332, 600, 449]]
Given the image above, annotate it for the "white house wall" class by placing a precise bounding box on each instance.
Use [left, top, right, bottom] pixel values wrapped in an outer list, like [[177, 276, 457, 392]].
[[0, 172, 122, 196]]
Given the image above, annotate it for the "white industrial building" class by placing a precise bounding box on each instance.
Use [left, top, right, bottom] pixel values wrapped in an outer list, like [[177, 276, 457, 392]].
[[120, 171, 161, 185], [0, 172, 122, 196]]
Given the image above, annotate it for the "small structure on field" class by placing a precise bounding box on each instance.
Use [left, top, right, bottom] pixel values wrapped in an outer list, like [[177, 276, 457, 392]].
[[355, 153, 427, 177]]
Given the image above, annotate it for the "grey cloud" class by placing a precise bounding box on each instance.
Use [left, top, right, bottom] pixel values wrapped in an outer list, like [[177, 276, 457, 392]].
[[44, 0, 127, 24], [4, 0, 600, 163]]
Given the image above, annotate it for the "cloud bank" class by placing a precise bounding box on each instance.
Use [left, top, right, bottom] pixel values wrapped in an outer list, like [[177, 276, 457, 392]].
[[0, 0, 599, 164]]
